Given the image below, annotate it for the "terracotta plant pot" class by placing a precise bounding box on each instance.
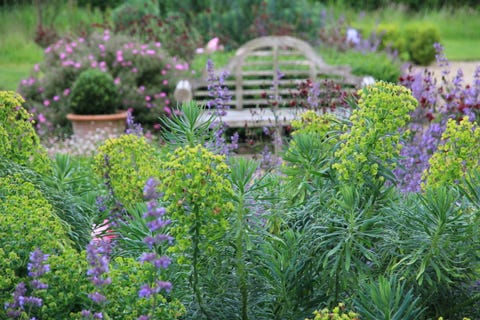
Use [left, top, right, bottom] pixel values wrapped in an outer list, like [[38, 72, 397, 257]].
[[67, 111, 128, 139]]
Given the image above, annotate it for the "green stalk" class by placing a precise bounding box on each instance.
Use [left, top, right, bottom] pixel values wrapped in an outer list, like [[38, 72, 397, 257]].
[[192, 205, 210, 319], [236, 194, 249, 320]]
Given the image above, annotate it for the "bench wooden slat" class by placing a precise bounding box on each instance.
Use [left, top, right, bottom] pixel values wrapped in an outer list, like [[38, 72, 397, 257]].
[[175, 36, 366, 127]]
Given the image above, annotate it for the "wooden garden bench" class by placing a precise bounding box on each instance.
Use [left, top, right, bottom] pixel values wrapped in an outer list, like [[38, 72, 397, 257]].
[[174, 36, 370, 128]]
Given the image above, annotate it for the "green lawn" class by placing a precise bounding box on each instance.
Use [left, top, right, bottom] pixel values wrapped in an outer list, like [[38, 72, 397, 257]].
[[442, 38, 480, 61], [1, 3, 480, 91], [0, 64, 35, 91]]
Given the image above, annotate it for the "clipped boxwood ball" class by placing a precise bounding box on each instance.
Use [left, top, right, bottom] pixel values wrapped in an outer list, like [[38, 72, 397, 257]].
[[69, 68, 119, 115]]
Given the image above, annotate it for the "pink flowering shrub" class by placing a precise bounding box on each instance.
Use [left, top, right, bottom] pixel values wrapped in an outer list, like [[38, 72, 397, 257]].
[[18, 30, 189, 136]]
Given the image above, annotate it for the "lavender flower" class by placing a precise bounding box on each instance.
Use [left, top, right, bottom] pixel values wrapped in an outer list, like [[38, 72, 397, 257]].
[[82, 240, 112, 319], [396, 43, 480, 192], [205, 59, 238, 155], [137, 178, 174, 319], [126, 110, 144, 136], [5, 248, 49, 319]]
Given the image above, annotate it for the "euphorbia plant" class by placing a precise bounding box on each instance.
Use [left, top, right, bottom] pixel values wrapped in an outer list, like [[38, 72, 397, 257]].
[[158, 144, 234, 319]]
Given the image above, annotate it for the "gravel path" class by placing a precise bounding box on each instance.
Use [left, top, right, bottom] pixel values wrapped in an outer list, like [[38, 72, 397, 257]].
[[412, 61, 479, 84]]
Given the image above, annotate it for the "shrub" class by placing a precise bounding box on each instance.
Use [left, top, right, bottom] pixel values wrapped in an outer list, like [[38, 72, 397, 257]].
[[0, 173, 72, 319], [333, 81, 417, 186], [111, 0, 160, 33], [0, 91, 50, 173], [94, 134, 163, 207], [18, 30, 187, 136], [422, 116, 480, 189], [321, 48, 401, 83], [405, 23, 440, 65], [376, 23, 406, 56], [69, 68, 119, 115]]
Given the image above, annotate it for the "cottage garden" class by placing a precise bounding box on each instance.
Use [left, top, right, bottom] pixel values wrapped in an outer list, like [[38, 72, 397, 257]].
[[1, 1, 480, 319]]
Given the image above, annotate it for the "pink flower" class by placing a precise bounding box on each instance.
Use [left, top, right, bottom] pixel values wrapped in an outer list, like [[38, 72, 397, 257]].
[[205, 37, 223, 53], [114, 77, 121, 85], [88, 54, 95, 60], [153, 123, 161, 130], [163, 80, 168, 85], [155, 42, 161, 47], [132, 49, 139, 55], [91, 61, 98, 68], [160, 92, 167, 98], [175, 63, 189, 71], [132, 68, 138, 73], [44, 46, 51, 53], [34, 64, 40, 72], [145, 95, 151, 101], [74, 62, 81, 69], [59, 52, 66, 60], [53, 95, 59, 101], [138, 86, 145, 92], [63, 88, 70, 96], [43, 100, 50, 107], [146, 49, 155, 55], [161, 69, 166, 75], [65, 46, 73, 54], [38, 113, 46, 123], [163, 106, 171, 116], [78, 37, 85, 43], [103, 30, 110, 42], [99, 44, 105, 52]]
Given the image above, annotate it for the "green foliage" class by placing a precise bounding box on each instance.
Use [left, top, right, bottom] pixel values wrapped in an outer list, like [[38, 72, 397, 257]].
[[282, 112, 346, 202], [69, 68, 119, 115], [38, 248, 91, 318], [354, 275, 425, 320], [0, 154, 96, 250], [0, 173, 72, 319], [387, 187, 479, 317], [306, 303, 359, 320], [94, 134, 163, 207], [320, 47, 401, 83], [257, 229, 322, 319], [158, 144, 233, 318], [112, 0, 160, 32], [0, 90, 50, 173], [227, 157, 261, 320], [377, 23, 407, 56], [405, 23, 441, 65], [307, 185, 386, 305], [159, 144, 234, 255], [333, 82, 417, 186], [423, 116, 480, 189], [160, 101, 216, 148], [77, 0, 121, 11], [104, 256, 185, 319], [37, 249, 185, 319], [281, 133, 336, 203]]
